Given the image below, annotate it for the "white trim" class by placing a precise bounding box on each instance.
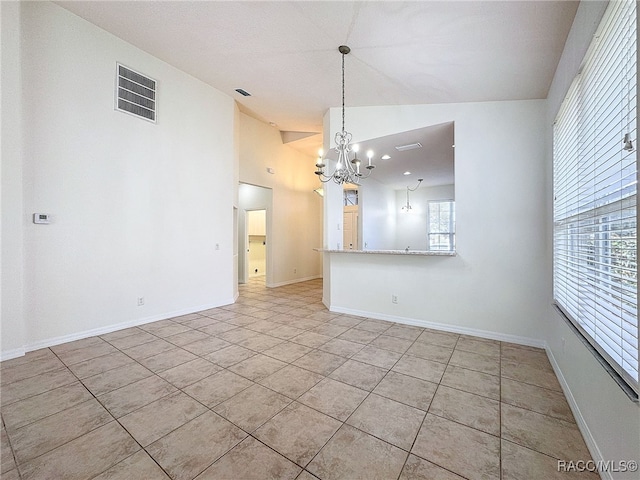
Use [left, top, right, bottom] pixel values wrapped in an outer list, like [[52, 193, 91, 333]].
[[267, 275, 322, 289], [322, 297, 330, 311], [3, 298, 235, 360], [330, 305, 546, 348], [0, 347, 27, 362], [546, 346, 609, 480]]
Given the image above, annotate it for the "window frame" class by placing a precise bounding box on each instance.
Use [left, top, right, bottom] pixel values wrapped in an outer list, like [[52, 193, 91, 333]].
[[427, 199, 455, 252], [552, 0, 638, 399]]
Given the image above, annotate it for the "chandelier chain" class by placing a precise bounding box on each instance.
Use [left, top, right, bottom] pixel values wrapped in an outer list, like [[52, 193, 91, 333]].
[[341, 51, 345, 133]]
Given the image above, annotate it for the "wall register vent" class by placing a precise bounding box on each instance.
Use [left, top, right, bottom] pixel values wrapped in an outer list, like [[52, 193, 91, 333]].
[[116, 63, 156, 123]]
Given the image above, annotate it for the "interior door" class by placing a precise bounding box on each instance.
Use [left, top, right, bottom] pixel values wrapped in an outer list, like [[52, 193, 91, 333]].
[[343, 206, 358, 249]]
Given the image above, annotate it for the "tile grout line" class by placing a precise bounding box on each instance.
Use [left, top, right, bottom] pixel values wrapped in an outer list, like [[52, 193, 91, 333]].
[[399, 334, 471, 480], [2, 278, 578, 480], [9, 348, 163, 479], [50, 339, 245, 480], [328, 325, 428, 480], [1, 413, 21, 479]]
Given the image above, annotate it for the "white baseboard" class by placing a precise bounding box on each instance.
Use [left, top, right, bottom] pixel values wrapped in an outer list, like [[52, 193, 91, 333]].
[[267, 275, 322, 288], [0, 347, 26, 362], [330, 305, 546, 348], [546, 347, 608, 480], [322, 297, 330, 310], [2, 297, 236, 360]]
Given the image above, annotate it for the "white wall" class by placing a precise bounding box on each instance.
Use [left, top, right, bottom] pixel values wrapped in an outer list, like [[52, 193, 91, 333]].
[[1, 1, 237, 358], [325, 99, 548, 343], [232, 103, 241, 301], [239, 113, 322, 287], [543, 2, 639, 477], [1, 1, 26, 356]]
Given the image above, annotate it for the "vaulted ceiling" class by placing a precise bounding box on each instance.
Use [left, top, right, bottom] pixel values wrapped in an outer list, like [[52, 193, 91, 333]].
[[57, 1, 579, 158]]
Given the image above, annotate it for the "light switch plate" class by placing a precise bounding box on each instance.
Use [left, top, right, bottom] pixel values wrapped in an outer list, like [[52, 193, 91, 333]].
[[33, 213, 50, 224]]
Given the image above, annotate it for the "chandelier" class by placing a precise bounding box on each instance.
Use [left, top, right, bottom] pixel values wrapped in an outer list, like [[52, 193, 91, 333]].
[[315, 46, 375, 185], [401, 178, 423, 211]]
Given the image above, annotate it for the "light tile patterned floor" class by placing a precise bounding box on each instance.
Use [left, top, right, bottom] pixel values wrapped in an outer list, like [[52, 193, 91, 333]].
[[0, 277, 598, 479]]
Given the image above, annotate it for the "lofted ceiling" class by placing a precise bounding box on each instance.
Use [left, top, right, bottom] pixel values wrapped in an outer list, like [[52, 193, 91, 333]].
[[56, 1, 578, 163]]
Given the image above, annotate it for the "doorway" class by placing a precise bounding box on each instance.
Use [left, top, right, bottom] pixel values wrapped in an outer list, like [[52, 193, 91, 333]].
[[238, 183, 272, 285], [247, 209, 266, 278]]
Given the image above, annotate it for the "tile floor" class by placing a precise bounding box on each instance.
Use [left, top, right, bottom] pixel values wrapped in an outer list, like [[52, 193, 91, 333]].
[[0, 277, 598, 479]]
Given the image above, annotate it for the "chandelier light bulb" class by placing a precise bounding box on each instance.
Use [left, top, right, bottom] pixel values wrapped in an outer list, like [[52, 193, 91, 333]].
[[366, 150, 373, 166]]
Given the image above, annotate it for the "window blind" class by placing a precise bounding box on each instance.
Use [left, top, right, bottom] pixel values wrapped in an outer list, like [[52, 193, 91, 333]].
[[553, 0, 637, 394]]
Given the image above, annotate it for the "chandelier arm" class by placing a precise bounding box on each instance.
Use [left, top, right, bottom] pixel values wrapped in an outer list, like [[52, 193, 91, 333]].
[[356, 169, 373, 180], [407, 178, 424, 192], [316, 173, 334, 183]]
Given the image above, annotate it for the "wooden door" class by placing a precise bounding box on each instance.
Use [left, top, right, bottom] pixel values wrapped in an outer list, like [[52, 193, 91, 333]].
[[343, 206, 358, 249]]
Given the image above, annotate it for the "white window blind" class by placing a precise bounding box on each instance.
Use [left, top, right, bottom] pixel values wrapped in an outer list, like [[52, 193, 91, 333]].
[[553, 0, 637, 395], [427, 200, 455, 251]]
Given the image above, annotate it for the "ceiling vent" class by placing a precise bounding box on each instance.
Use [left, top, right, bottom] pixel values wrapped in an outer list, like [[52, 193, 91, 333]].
[[116, 63, 156, 123], [395, 142, 422, 152]]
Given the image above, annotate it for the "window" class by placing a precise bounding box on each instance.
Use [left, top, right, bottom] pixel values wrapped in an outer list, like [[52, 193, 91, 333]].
[[553, 0, 637, 396], [343, 188, 358, 206], [427, 200, 455, 251]]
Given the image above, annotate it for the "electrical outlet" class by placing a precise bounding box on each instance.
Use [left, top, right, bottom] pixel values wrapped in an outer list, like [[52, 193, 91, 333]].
[[294, 268, 297, 274], [391, 294, 398, 304], [561, 337, 566, 353], [137, 297, 145, 306]]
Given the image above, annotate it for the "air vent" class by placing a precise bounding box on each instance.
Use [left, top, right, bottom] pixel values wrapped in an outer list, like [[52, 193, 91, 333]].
[[235, 88, 252, 97], [116, 64, 156, 123], [395, 142, 422, 152]]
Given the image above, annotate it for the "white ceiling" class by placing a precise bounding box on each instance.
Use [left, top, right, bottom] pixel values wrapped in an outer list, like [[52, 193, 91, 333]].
[[56, 0, 578, 163]]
